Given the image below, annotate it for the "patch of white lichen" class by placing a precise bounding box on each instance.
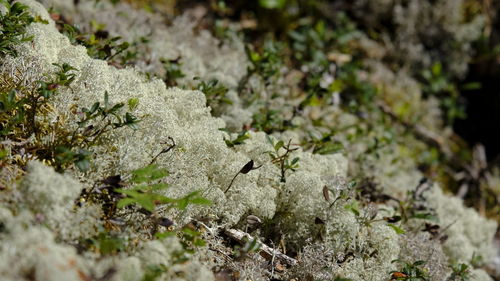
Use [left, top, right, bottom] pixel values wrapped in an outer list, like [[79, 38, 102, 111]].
[[0, 1, 497, 280]]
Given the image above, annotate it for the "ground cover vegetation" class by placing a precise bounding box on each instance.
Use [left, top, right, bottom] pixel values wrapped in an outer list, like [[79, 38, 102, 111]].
[[1, 0, 500, 280]]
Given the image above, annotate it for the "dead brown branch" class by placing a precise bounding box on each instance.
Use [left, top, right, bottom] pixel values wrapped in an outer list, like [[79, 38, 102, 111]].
[[223, 228, 298, 267]]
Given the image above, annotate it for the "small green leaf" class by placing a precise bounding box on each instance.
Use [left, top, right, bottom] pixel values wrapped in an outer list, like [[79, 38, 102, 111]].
[[193, 238, 206, 247], [265, 135, 274, 146], [431, 62, 442, 76], [104, 91, 110, 109], [181, 227, 200, 237], [116, 197, 137, 208], [344, 202, 360, 216], [128, 97, 139, 110], [147, 183, 169, 191], [274, 140, 284, 151], [413, 260, 426, 266], [75, 158, 90, 172], [90, 102, 100, 114], [314, 142, 344, 155], [388, 224, 406, 234], [0, 149, 8, 160], [188, 197, 212, 205], [130, 164, 169, 183], [259, 0, 286, 9], [155, 231, 175, 240], [411, 213, 436, 221]]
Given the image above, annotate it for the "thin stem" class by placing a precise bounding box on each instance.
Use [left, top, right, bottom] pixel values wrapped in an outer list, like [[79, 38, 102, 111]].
[[225, 172, 240, 193]]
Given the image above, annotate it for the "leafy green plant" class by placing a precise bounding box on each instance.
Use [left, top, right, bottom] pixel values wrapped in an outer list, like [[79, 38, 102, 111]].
[[155, 226, 207, 263], [396, 179, 436, 223], [141, 264, 168, 281], [91, 231, 126, 255], [390, 259, 429, 281], [470, 252, 483, 267], [0, 0, 35, 57], [420, 62, 466, 125], [179, 226, 206, 252], [161, 57, 185, 87], [222, 129, 250, 148], [80, 27, 130, 62], [239, 39, 283, 92], [303, 131, 344, 155], [266, 136, 299, 182], [0, 63, 104, 172], [80, 164, 211, 243], [259, 0, 286, 10], [0, 89, 26, 137], [195, 78, 231, 113], [251, 106, 293, 133], [77, 91, 140, 139], [233, 236, 261, 260], [54, 16, 137, 66], [29, 63, 77, 136], [447, 263, 471, 281], [116, 164, 211, 213], [43, 90, 139, 172], [0, 63, 77, 139]]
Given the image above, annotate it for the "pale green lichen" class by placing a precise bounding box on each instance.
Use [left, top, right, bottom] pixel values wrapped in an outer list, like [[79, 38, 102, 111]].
[[0, 1, 498, 280], [426, 186, 498, 264]]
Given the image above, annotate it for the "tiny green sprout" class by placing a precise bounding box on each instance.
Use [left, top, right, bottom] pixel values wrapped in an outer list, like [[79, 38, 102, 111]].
[[251, 107, 290, 133], [327, 180, 356, 209], [266, 136, 299, 183], [51, 63, 78, 87], [115, 164, 171, 212], [127, 97, 139, 111], [222, 129, 250, 148], [33, 15, 48, 25], [391, 179, 436, 224], [0, 89, 26, 137], [344, 201, 360, 217], [86, 34, 130, 61]]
